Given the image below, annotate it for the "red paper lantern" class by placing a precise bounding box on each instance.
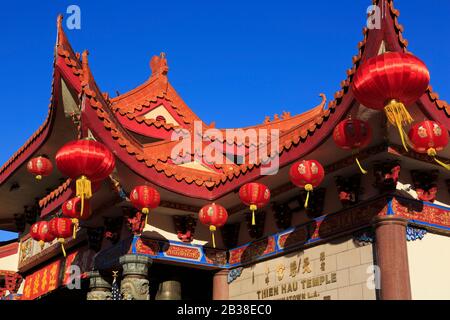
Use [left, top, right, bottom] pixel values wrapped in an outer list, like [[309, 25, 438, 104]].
[[289, 160, 325, 208], [198, 203, 228, 248], [56, 139, 115, 218], [62, 197, 92, 239], [238, 182, 271, 226], [130, 186, 161, 225], [27, 156, 53, 180], [408, 120, 449, 169], [352, 52, 430, 151], [49, 217, 74, 257], [30, 221, 55, 249], [333, 118, 372, 174]]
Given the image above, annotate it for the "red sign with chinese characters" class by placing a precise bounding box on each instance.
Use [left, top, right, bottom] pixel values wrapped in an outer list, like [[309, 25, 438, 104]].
[[22, 260, 61, 300]]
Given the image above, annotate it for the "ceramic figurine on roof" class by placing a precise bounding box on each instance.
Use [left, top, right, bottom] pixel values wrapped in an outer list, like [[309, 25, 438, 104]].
[[0, 0, 449, 301]]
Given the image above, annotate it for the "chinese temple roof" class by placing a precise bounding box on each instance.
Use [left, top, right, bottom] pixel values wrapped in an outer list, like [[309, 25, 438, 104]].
[[1, 0, 450, 211]]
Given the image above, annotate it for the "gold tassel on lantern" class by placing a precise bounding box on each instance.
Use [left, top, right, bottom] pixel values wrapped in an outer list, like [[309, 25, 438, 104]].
[[384, 99, 414, 152], [352, 150, 368, 175], [355, 157, 368, 175], [76, 175, 92, 218], [428, 148, 450, 170], [71, 219, 79, 239], [58, 238, 67, 257], [142, 208, 150, 225], [249, 204, 257, 226], [304, 184, 313, 208], [38, 240, 45, 250], [209, 225, 216, 248]]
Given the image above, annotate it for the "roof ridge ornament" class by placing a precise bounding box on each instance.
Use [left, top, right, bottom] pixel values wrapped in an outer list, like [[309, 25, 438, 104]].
[[56, 14, 67, 48], [81, 50, 91, 85], [150, 52, 169, 77]]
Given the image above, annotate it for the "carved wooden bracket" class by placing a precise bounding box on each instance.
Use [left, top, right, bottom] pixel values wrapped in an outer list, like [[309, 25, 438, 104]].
[[173, 215, 196, 243], [298, 188, 326, 218], [86, 227, 104, 252], [411, 170, 439, 202], [335, 174, 363, 207], [246, 210, 266, 239], [103, 217, 123, 244], [221, 223, 241, 249], [373, 161, 401, 193], [123, 207, 145, 236], [272, 203, 293, 230]]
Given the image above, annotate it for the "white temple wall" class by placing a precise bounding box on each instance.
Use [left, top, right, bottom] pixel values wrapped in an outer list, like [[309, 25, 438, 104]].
[[407, 232, 450, 300]]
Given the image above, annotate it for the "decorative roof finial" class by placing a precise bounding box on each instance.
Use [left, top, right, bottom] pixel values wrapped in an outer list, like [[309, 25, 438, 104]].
[[56, 14, 67, 48], [81, 50, 91, 84], [57, 14, 63, 29], [150, 52, 169, 76]]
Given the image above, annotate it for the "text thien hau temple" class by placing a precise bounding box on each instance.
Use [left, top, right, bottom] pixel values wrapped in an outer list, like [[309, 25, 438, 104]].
[[0, 0, 449, 301]]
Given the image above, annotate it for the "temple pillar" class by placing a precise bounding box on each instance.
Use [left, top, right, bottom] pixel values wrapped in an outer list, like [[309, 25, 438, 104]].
[[212, 269, 229, 300], [119, 254, 152, 300], [372, 216, 411, 300], [86, 271, 112, 300], [155, 280, 182, 300]]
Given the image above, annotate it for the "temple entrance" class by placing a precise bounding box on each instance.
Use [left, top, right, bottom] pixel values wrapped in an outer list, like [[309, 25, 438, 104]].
[[149, 263, 213, 300]]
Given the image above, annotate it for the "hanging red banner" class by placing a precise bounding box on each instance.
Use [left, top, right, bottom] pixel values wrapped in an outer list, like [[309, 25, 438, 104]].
[[22, 260, 61, 300]]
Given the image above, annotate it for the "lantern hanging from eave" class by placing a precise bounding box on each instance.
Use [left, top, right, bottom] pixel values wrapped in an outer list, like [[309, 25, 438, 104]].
[[27, 156, 53, 181], [408, 120, 450, 170], [49, 217, 74, 257], [130, 186, 161, 226], [289, 160, 325, 208], [238, 182, 271, 226], [30, 221, 55, 249], [198, 203, 228, 248], [55, 139, 115, 220], [333, 118, 372, 174], [62, 197, 92, 239], [352, 52, 430, 151]]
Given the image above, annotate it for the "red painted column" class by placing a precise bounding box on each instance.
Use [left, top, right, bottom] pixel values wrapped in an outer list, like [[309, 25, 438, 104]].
[[212, 269, 229, 300], [372, 216, 412, 300]]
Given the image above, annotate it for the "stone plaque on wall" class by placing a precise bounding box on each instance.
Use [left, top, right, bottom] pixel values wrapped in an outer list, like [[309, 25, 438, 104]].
[[228, 236, 376, 300]]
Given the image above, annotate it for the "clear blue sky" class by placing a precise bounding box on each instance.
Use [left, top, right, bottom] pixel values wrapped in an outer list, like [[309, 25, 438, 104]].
[[0, 0, 449, 241]]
